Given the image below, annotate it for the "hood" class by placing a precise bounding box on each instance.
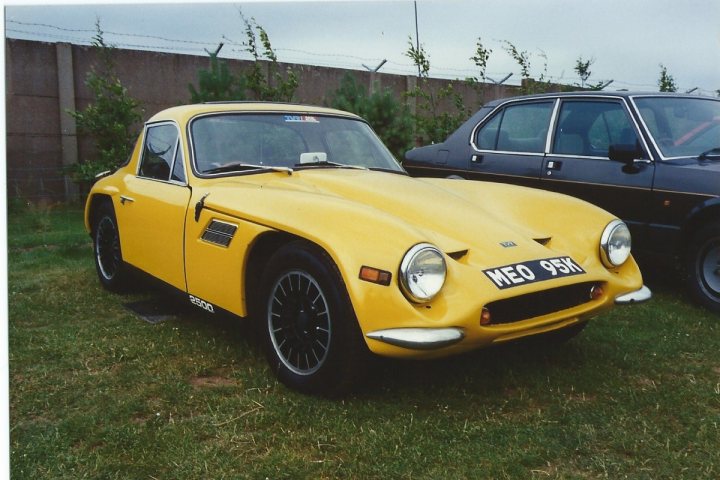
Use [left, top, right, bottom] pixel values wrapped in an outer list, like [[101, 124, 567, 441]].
[[203, 169, 600, 266]]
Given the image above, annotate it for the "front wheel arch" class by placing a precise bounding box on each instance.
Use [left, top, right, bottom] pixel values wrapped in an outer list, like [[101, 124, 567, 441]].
[[257, 240, 371, 395], [685, 220, 720, 313]]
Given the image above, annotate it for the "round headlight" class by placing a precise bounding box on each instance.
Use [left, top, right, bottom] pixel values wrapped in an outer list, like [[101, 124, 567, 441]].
[[399, 243, 447, 303], [600, 219, 631, 267]]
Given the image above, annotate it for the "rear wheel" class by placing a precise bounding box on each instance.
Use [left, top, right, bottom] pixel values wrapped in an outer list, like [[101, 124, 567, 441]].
[[259, 241, 370, 395], [92, 201, 129, 292], [686, 221, 720, 313]]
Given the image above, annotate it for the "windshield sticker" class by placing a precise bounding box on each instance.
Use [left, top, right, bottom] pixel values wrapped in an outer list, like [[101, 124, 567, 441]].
[[284, 115, 319, 123], [483, 256, 585, 289]]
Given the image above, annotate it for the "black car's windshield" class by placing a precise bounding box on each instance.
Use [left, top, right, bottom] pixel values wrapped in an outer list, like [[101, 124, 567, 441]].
[[191, 113, 404, 175], [634, 96, 720, 159]]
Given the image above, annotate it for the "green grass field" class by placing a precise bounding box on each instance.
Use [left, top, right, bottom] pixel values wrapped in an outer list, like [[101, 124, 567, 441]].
[[8, 204, 720, 479]]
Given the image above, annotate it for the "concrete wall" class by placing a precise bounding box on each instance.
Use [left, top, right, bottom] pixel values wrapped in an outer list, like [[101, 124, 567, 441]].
[[5, 38, 524, 203]]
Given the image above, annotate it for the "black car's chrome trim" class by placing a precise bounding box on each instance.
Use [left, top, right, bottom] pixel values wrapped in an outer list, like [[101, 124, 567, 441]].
[[469, 94, 656, 163], [628, 94, 720, 162]]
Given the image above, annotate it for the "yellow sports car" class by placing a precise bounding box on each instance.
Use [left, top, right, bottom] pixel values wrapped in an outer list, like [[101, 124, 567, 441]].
[[85, 103, 650, 394]]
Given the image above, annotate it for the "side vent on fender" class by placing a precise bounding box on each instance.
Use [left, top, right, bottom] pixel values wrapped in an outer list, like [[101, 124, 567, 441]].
[[202, 220, 238, 247]]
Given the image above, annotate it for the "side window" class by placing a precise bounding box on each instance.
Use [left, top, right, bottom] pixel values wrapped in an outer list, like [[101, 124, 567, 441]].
[[553, 101, 638, 157], [476, 102, 553, 153], [139, 124, 179, 181], [171, 145, 186, 183]]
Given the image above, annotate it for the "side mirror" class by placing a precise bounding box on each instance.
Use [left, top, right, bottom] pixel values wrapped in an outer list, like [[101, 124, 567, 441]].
[[609, 144, 646, 173]]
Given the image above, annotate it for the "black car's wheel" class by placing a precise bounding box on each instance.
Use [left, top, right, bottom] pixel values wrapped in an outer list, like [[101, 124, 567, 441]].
[[687, 222, 720, 313], [93, 201, 129, 292], [259, 241, 369, 395]]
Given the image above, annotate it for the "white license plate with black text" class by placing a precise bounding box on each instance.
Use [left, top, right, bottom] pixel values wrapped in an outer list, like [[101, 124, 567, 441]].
[[483, 256, 585, 289]]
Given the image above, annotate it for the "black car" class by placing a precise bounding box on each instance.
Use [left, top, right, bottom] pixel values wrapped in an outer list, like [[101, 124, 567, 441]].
[[405, 92, 720, 312]]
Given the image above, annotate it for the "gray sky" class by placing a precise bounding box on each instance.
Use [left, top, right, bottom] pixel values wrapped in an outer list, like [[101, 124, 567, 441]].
[[4, 0, 720, 94]]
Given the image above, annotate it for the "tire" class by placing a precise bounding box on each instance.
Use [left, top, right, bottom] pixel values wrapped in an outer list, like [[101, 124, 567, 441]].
[[686, 222, 720, 313], [259, 241, 370, 395], [92, 201, 129, 292]]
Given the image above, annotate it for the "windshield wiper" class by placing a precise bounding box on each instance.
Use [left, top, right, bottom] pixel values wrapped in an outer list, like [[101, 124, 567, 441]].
[[294, 160, 367, 170], [698, 147, 720, 161], [203, 162, 293, 175]]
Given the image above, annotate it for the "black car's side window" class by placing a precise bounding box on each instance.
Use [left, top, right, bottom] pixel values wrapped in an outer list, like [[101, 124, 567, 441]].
[[552, 101, 639, 157], [139, 123, 180, 181], [476, 102, 554, 153]]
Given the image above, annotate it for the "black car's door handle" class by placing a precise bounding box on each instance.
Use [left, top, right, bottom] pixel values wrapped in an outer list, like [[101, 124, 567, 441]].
[[471, 154, 483, 164], [547, 160, 562, 171]]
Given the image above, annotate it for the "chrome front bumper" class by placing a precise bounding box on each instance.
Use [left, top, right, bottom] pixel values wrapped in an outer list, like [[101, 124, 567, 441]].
[[615, 285, 652, 304], [366, 327, 465, 350]]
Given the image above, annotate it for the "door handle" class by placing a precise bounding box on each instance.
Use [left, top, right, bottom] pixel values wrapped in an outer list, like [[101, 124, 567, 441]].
[[547, 160, 562, 171], [120, 195, 135, 205], [471, 154, 483, 164]]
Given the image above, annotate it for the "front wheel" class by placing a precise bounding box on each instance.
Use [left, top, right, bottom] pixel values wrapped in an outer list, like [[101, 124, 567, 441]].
[[259, 241, 370, 395], [687, 222, 720, 313]]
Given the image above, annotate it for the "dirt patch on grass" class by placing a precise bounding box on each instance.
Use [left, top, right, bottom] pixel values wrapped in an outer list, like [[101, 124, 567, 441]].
[[189, 375, 239, 389]]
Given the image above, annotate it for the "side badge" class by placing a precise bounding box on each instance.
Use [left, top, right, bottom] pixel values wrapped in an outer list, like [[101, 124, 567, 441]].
[[500, 241, 517, 248]]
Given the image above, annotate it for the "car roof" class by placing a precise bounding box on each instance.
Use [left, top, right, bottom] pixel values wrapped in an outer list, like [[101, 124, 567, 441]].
[[485, 91, 719, 107], [147, 102, 361, 124]]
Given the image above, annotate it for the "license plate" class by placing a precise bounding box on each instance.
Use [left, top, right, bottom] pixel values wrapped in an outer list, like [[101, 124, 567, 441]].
[[483, 256, 585, 290]]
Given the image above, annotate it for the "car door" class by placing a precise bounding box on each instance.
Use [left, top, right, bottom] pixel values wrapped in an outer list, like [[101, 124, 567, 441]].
[[467, 100, 555, 189], [541, 98, 655, 243], [116, 122, 191, 291]]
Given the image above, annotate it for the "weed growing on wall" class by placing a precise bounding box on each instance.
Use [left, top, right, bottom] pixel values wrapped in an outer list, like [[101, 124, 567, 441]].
[[68, 21, 142, 185]]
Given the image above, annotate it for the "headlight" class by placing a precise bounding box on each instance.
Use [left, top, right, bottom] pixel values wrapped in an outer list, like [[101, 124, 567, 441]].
[[600, 219, 631, 267], [399, 243, 446, 303]]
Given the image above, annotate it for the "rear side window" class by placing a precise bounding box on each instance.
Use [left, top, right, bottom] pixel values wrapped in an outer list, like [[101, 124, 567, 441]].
[[476, 102, 553, 153], [139, 123, 181, 181]]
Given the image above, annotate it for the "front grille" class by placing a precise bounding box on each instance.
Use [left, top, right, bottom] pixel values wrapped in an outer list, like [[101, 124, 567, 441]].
[[201, 220, 238, 247], [486, 281, 598, 325]]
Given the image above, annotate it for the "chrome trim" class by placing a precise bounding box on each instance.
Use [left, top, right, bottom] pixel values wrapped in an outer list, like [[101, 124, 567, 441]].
[[399, 243, 447, 303], [136, 120, 188, 186], [600, 219, 631, 268], [201, 219, 238, 247], [628, 94, 720, 161], [615, 285, 652, 304], [119, 195, 135, 205], [366, 327, 464, 350], [470, 98, 556, 153], [469, 95, 655, 164]]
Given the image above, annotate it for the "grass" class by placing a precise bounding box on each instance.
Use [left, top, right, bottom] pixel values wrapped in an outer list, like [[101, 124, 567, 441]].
[[8, 204, 720, 479]]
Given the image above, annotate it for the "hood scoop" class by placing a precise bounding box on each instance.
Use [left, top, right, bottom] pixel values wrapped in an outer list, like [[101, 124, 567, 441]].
[[533, 236, 552, 246], [446, 249, 469, 261]]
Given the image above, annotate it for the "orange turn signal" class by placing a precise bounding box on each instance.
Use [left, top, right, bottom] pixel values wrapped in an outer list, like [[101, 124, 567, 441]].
[[480, 307, 492, 326], [590, 284, 604, 300], [359, 266, 392, 286]]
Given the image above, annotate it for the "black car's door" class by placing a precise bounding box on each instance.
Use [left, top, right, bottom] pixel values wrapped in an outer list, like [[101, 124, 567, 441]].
[[540, 98, 655, 243], [466, 100, 555, 189]]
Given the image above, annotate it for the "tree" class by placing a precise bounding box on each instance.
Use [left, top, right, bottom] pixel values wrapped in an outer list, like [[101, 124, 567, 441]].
[[239, 11, 298, 102], [502, 40, 551, 94], [188, 48, 246, 102], [329, 73, 413, 159], [68, 20, 142, 184], [465, 37, 492, 102], [658, 64, 678, 92]]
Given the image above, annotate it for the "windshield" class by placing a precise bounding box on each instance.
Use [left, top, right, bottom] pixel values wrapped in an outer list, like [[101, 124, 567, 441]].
[[634, 97, 720, 159], [190, 113, 404, 175]]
